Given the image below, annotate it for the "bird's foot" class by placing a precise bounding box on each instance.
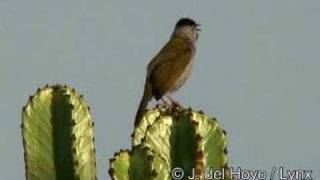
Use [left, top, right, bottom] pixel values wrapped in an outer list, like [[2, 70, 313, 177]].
[[171, 101, 184, 111], [160, 98, 171, 108], [166, 96, 184, 110]]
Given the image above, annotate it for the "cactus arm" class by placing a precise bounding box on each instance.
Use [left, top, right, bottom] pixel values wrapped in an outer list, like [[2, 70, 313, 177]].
[[109, 146, 156, 180], [22, 85, 96, 180], [109, 150, 130, 180], [111, 107, 232, 180]]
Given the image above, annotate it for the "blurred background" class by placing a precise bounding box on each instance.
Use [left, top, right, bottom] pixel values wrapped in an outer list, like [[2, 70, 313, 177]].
[[1, 0, 319, 179]]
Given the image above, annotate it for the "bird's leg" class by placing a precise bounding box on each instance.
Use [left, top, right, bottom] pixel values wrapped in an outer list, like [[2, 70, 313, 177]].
[[166, 95, 184, 109]]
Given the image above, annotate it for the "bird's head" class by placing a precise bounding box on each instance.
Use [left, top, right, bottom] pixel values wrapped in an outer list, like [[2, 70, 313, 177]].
[[172, 18, 200, 42]]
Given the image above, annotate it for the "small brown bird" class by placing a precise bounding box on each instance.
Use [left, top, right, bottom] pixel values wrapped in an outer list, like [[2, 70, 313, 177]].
[[134, 18, 200, 126]]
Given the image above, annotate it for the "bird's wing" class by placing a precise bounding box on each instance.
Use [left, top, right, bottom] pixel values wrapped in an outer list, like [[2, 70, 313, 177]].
[[149, 37, 195, 99], [147, 37, 194, 77]]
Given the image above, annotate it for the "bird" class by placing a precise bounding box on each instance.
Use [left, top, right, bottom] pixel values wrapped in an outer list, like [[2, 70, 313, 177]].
[[134, 18, 200, 127]]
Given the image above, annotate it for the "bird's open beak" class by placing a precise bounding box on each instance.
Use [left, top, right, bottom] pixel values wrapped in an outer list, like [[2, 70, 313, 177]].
[[196, 23, 201, 31]]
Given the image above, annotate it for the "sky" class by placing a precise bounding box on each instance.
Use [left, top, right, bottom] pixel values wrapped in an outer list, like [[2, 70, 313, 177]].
[[1, 0, 319, 179]]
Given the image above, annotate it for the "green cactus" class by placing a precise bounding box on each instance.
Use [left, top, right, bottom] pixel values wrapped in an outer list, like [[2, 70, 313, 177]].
[[22, 85, 96, 180], [109, 106, 232, 180]]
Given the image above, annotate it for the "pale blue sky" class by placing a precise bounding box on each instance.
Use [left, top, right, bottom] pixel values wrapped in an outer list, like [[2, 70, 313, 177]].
[[1, 0, 319, 179]]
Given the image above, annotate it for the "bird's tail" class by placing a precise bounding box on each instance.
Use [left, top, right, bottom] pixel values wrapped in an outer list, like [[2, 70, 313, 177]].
[[134, 81, 152, 127]]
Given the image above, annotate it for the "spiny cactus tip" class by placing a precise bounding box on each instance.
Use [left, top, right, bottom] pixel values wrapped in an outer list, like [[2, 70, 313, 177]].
[[147, 154, 154, 161], [222, 129, 227, 135], [151, 169, 158, 177], [108, 168, 115, 176], [198, 110, 205, 114], [224, 148, 228, 154], [195, 134, 202, 141]]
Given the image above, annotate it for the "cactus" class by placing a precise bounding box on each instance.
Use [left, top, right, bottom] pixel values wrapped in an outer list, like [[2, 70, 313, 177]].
[[109, 106, 232, 180], [22, 85, 97, 180]]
